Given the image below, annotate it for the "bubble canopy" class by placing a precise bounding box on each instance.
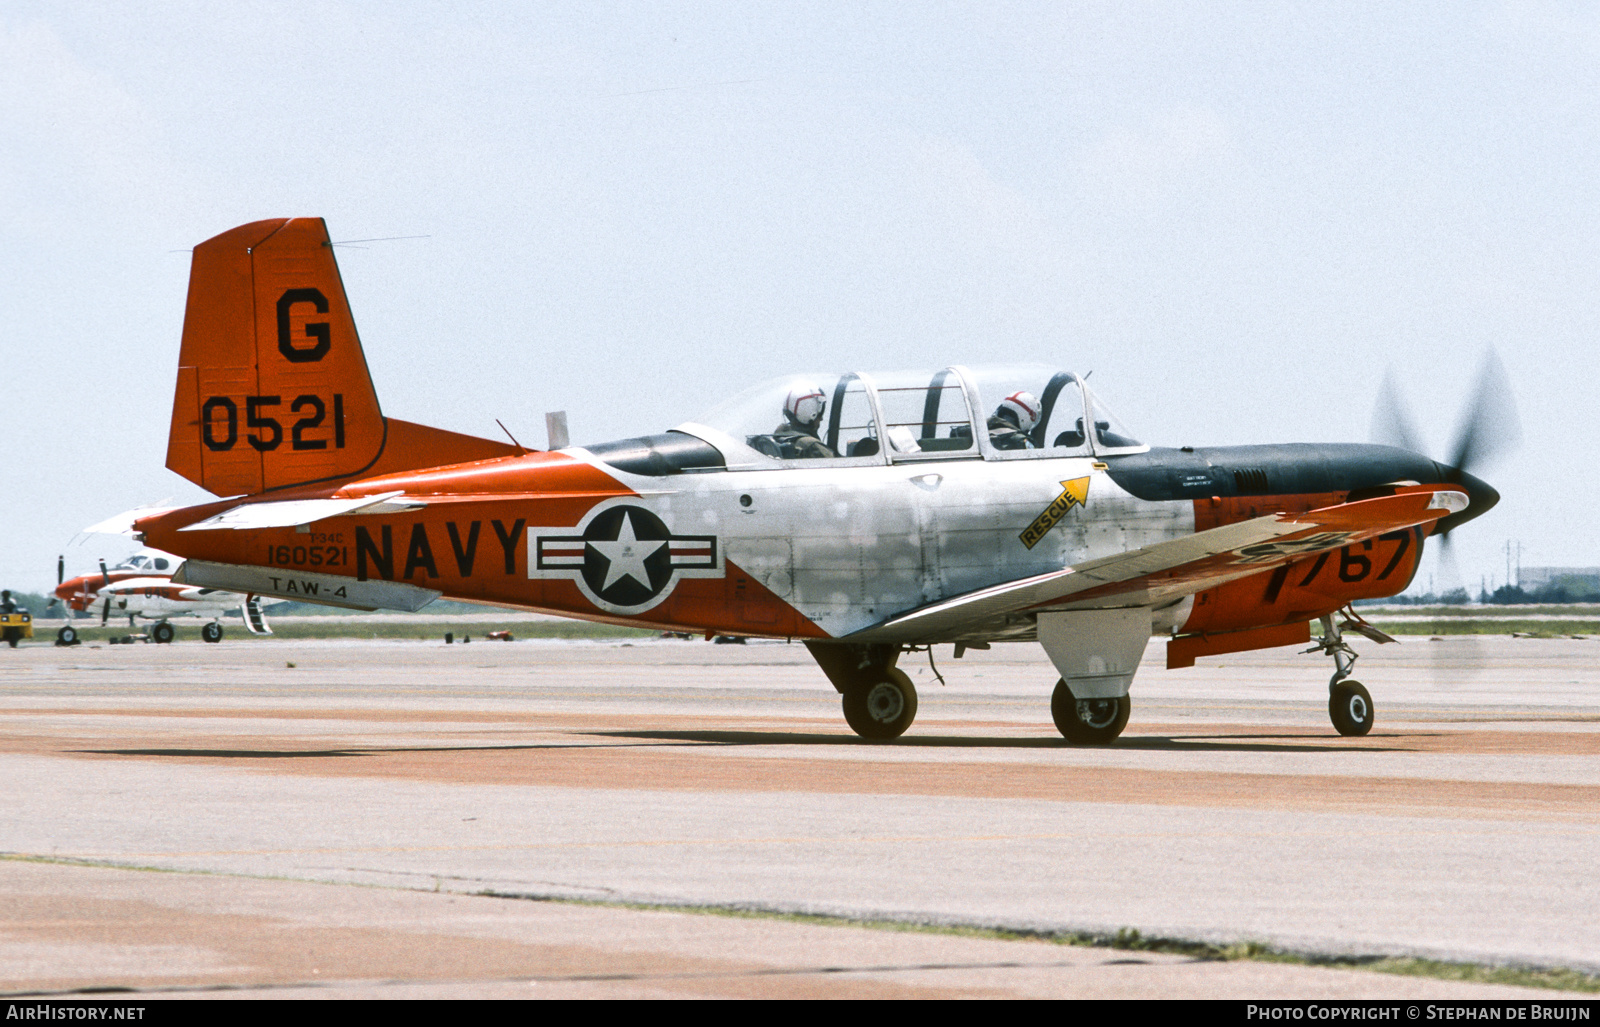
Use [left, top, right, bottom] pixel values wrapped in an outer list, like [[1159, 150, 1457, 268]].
[[674, 365, 1147, 469]]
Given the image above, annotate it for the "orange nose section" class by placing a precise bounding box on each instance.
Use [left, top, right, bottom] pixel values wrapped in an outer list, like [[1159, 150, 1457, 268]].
[[56, 578, 96, 610]]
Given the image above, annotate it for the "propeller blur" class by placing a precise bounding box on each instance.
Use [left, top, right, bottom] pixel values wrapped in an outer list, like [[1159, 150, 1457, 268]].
[[1370, 352, 1521, 584]]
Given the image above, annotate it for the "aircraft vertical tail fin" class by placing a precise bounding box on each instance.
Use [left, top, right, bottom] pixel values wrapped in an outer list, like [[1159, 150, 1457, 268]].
[[167, 218, 522, 496], [166, 218, 386, 495]]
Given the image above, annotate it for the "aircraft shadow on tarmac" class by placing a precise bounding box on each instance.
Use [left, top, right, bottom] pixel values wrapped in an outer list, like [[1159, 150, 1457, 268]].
[[590, 730, 1414, 753], [74, 732, 1417, 760], [73, 742, 638, 759], [78, 747, 372, 759]]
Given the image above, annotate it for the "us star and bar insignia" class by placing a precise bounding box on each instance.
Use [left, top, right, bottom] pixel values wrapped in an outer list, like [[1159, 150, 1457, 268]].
[[529, 502, 723, 614]]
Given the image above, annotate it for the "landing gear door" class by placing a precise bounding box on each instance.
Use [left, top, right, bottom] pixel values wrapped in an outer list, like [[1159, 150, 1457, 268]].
[[1036, 608, 1152, 698]]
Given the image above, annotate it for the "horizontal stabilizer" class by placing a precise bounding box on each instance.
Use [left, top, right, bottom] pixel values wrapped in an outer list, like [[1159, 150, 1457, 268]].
[[82, 506, 180, 536], [177, 491, 421, 531]]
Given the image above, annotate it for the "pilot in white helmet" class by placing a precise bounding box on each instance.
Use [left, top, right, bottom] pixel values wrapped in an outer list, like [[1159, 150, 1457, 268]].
[[772, 382, 835, 459], [988, 390, 1040, 450]]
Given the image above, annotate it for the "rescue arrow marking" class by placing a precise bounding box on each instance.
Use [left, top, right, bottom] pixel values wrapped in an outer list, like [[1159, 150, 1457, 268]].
[[1020, 477, 1090, 550]]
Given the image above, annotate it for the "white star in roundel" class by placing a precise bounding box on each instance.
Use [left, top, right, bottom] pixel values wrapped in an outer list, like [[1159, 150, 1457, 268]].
[[587, 511, 666, 591]]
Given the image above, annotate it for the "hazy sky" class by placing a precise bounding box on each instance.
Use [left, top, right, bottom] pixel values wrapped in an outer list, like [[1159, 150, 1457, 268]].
[[2, 1, 1593, 594]]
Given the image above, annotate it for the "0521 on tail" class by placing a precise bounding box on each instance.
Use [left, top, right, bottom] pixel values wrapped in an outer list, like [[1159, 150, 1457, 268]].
[[135, 217, 1504, 743], [165, 217, 520, 496]]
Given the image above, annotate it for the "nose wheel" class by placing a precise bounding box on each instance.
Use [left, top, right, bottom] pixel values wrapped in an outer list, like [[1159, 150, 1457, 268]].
[[201, 621, 224, 643], [1329, 680, 1374, 737]]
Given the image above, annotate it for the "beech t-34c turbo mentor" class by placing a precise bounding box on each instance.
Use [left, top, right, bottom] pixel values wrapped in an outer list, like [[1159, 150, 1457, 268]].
[[132, 218, 1501, 742]]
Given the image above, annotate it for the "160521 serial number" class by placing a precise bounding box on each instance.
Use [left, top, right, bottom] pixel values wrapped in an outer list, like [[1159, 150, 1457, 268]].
[[265, 545, 349, 568]]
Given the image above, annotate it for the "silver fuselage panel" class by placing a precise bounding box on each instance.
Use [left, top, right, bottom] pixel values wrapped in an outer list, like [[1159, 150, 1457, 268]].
[[582, 453, 1196, 641]]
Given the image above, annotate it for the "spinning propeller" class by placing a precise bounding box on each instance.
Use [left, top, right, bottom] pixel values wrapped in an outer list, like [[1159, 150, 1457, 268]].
[[1370, 348, 1521, 582], [46, 555, 64, 611], [99, 560, 113, 627]]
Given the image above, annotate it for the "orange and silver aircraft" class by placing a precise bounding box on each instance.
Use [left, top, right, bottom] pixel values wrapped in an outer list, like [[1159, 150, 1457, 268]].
[[128, 218, 1503, 742], [52, 548, 277, 644]]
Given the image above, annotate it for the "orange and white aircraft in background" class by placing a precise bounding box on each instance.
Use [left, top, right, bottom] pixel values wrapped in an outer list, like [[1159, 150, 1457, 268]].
[[53, 548, 276, 644], [125, 218, 1503, 741]]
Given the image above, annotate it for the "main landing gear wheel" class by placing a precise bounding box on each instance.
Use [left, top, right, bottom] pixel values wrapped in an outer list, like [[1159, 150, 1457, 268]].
[[1051, 679, 1130, 744], [1329, 680, 1374, 737], [151, 622, 175, 645], [201, 622, 223, 644], [56, 625, 78, 646], [842, 668, 918, 741]]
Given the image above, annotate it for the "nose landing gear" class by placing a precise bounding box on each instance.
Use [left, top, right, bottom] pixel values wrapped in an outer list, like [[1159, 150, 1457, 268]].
[[1307, 611, 1391, 737]]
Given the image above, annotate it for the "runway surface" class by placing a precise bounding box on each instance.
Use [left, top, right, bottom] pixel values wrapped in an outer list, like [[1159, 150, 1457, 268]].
[[1, 633, 1597, 999]]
